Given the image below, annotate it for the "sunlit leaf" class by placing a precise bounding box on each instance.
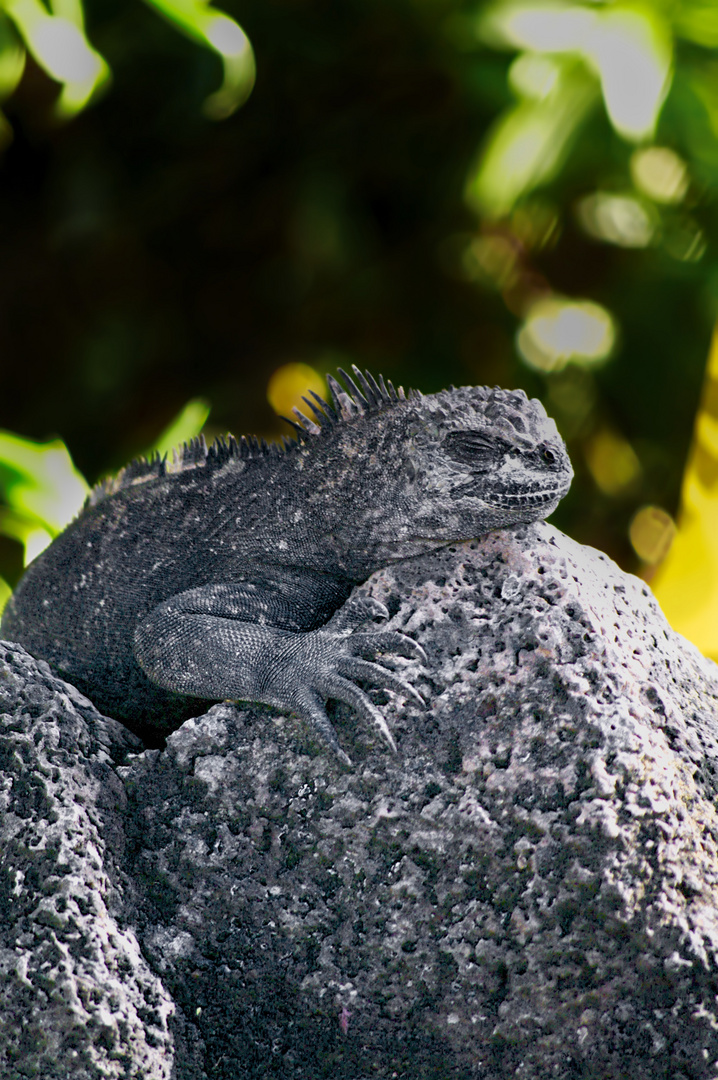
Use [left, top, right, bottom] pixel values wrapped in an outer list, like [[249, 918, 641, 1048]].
[[0, 431, 90, 536], [588, 6, 672, 141], [48, 0, 85, 27], [466, 61, 597, 217], [202, 11, 255, 117], [147, 398, 211, 457], [4, 0, 109, 117], [478, 2, 672, 142], [0, 13, 25, 101], [653, 324, 718, 660], [479, 1, 594, 53], [141, 0, 255, 116]]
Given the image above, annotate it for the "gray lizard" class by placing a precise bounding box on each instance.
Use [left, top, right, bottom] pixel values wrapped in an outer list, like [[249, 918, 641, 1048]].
[[1, 367, 572, 762]]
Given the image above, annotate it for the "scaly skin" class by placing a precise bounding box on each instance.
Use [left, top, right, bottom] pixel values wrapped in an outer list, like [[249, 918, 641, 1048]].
[[1, 368, 573, 762]]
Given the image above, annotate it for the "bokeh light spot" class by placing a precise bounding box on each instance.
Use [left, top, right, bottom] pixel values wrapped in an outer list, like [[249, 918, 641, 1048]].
[[508, 52, 560, 100], [463, 234, 519, 289], [576, 193, 654, 248], [630, 146, 688, 204], [584, 428, 642, 496], [629, 506, 676, 564], [267, 363, 326, 420], [517, 297, 616, 371]]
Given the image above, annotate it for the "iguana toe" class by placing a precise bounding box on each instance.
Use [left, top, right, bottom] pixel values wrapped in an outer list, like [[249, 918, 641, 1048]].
[[337, 655, 425, 706], [331, 595, 390, 631], [351, 629, 427, 665], [320, 673, 398, 755], [291, 685, 354, 766]]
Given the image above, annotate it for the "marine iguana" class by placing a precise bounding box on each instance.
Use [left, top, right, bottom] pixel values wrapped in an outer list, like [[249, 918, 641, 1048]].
[[1, 367, 572, 762]]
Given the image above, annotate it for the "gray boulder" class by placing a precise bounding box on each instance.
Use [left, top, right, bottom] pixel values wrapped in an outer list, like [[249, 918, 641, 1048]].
[[0, 642, 175, 1078], [2, 521, 718, 1078]]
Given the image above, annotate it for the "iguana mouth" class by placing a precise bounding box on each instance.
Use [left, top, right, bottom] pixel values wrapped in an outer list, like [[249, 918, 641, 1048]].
[[484, 485, 567, 509], [459, 475, 569, 507]]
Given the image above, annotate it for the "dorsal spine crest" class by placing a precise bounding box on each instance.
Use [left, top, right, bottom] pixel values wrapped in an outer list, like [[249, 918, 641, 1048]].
[[86, 367, 410, 508]]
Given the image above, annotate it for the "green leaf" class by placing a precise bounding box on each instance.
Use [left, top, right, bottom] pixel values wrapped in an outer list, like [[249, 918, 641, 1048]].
[[0, 508, 54, 567], [0, 12, 25, 101], [141, 0, 255, 116], [478, 2, 673, 142], [146, 398, 211, 458], [466, 60, 598, 217], [675, 1, 718, 48], [0, 431, 90, 537], [3, 0, 110, 117], [0, 573, 11, 616], [589, 5, 672, 142]]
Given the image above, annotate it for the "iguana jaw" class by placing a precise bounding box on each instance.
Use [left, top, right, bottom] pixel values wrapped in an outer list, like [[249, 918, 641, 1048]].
[[471, 466, 572, 509], [482, 486, 567, 511], [447, 456, 572, 513]]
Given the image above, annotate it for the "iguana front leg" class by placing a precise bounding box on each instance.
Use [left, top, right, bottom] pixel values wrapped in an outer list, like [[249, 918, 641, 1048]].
[[133, 582, 424, 764]]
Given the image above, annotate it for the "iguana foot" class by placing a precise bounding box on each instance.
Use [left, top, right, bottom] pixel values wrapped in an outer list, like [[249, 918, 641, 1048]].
[[272, 622, 425, 764], [133, 586, 426, 765]]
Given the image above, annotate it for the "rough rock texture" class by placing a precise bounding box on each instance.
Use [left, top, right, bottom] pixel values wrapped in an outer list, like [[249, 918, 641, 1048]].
[[4, 521, 718, 1078], [0, 645, 176, 1079]]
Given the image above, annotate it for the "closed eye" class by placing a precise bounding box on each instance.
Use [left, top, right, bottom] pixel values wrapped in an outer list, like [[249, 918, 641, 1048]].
[[444, 430, 499, 467]]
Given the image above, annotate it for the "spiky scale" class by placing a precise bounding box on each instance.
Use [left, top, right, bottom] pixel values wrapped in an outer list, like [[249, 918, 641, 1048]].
[[336, 367, 368, 408], [292, 407, 322, 435], [302, 396, 331, 428], [310, 389, 337, 423], [351, 366, 380, 408]]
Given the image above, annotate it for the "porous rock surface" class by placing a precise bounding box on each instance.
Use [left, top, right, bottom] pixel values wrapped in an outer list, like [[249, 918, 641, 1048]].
[[0, 643, 175, 1079], [3, 521, 718, 1078]]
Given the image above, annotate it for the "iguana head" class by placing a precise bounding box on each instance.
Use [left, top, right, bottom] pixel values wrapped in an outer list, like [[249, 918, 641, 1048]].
[[292, 367, 573, 560], [401, 382, 573, 538]]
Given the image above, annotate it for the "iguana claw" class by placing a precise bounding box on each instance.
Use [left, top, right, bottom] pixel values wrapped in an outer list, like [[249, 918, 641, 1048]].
[[279, 621, 425, 761]]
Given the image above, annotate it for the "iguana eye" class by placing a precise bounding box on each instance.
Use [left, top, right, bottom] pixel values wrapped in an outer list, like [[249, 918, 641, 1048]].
[[444, 430, 496, 466], [540, 446, 556, 464]]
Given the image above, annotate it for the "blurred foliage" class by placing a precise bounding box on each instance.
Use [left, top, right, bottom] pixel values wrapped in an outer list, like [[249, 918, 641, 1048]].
[[148, 395, 210, 455], [652, 325, 718, 658], [3, 0, 718, 650], [0, 430, 89, 610], [0, 0, 253, 131]]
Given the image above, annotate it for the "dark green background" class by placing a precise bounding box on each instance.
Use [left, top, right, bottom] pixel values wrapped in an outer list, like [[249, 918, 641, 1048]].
[[1, 0, 716, 585]]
